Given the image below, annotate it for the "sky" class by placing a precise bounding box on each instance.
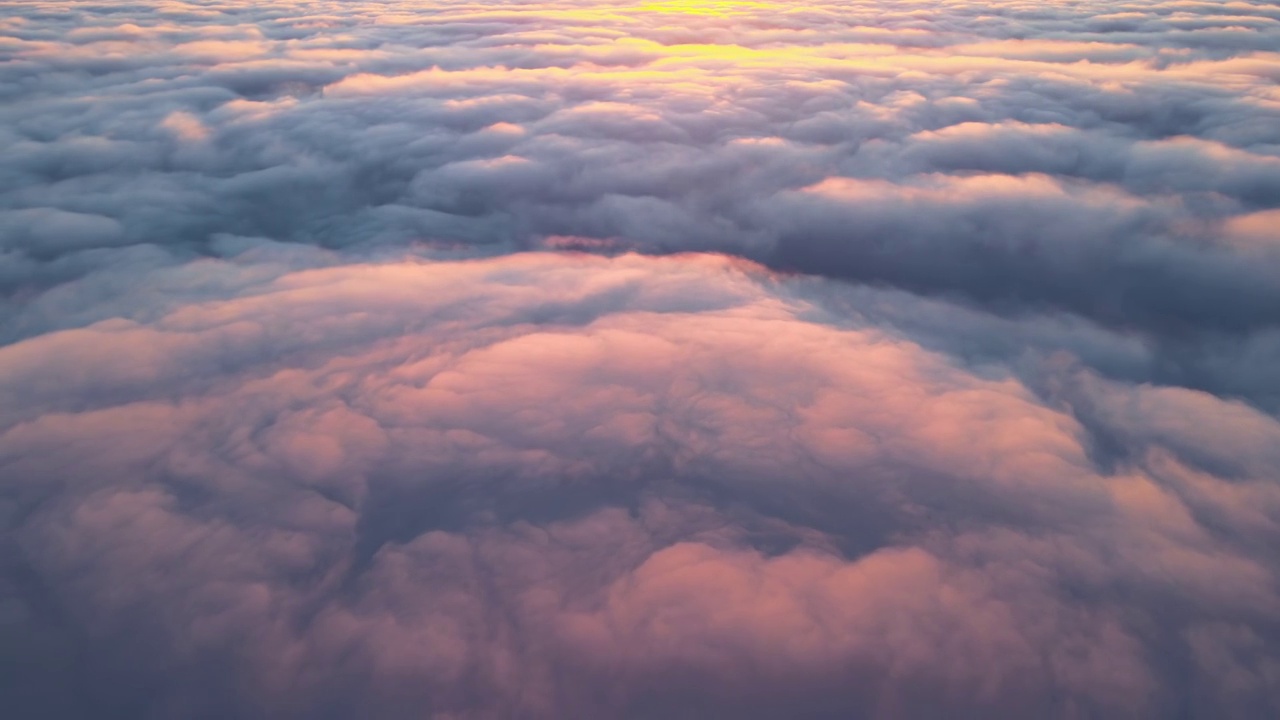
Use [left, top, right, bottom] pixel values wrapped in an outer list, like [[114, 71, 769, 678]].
[[2, 0, 1280, 717]]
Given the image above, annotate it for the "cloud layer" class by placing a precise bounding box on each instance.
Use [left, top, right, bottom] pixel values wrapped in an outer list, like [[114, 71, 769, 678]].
[[5, 0, 1280, 397], [2, 1, 1280, 718], [3, 250, 1279, 718]]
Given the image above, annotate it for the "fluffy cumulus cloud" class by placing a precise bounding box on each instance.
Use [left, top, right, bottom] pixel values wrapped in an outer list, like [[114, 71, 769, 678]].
[[5, 250, 1280, 719], [2, 0, 1280, 718]]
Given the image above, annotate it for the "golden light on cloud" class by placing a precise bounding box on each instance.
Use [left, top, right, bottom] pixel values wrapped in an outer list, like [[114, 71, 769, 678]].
[[631, 0, 777, 15]]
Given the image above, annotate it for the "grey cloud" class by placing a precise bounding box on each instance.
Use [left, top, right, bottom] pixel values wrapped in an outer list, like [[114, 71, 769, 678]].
[[5, 1, 1276, 355], [0, 207, 126, 256]]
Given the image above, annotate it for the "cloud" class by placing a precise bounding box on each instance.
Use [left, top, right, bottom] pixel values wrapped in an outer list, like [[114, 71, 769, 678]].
[[2, 0, 1279, 378], [4, 0, 1280, 717], [2, 251, 1280, 718]]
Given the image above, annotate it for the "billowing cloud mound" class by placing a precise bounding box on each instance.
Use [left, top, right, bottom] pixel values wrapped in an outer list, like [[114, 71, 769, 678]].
[[2, 1, 1280, 718], [4, 251, 1280, 719]]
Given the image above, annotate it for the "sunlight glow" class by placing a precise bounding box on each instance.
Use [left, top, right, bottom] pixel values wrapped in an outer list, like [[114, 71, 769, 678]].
[[631, 0, 778, 15]]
